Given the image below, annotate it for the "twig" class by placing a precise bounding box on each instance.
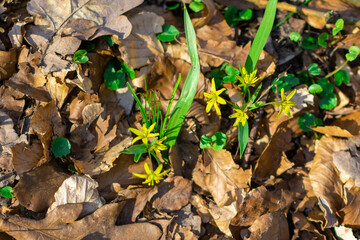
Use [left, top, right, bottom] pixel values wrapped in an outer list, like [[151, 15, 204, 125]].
[[242, 78, 272, 168]]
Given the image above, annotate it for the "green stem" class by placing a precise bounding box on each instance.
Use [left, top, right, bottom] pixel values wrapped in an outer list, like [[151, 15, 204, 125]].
[[325, 60, 348, 79]]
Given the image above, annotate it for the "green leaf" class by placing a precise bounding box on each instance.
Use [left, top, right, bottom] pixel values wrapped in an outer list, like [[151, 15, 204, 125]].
[[298, 112, 316, 131], [167, 2, 180, 10], [238, 120, 249, 158], [308, 63, 321, 76], [104, 59, 134, 90], [121, 144, 148, 155], [289, 32, 301, 42], [317, 32, 328, 48], [308, 83, 323, 94], [245, 0, 277, 72], [164, 6, 200, 148], [51, 137, 71, 158], [224, 6, 239, 26], [157, 24, 180, 42], [189, 1, 205, 12], [73, 49, 89, 63], [345, 46, 360, 62], [0, 186, 13, 199], [332, 18, 344, 36], [301, 36, 318, 49], [200, 135, 212, 149], [121, 62, 135, 80], [334, 70, 349, 86], [102, 35, 115, 47], [318, 78, 334, 94], [271, 74, 299, 93], [223, 63, 239, 76], [211, 132, 227, 151], [238, 9, 253, 21], [318, 92, 337, 109]]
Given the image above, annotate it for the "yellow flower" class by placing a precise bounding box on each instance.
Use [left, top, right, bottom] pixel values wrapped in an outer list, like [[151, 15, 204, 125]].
[[272, 88, 297, 118], [237, 67, 261, 88], [148, 137, 168, 156], [132, 162, 170, 186], [203, 78, 226, 115], [129, 123, 159, 145], [229, 109, 249, 126]]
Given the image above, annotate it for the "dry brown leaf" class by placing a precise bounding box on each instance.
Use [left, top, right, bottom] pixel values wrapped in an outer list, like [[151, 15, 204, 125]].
[[14, 162, 70, 212], [247, 210, 289, 240], [47, 175, 104, 217], [69, 91, 100, 124], [6, 48, 51, 101], [25, 0, 142, 72], [152, 176, 192, 212], [309, 136, 347, 228], [190, 194, 212, 223], [0, 85, 25, 124], [191, 0, 216, 28], [0, 202, 163, 240], [276, 152, 295, 176], [45, 75, 70, 108], [253, 124, 293, 179], [95, 156, 151, 200], [312, 126, 355, 138], [0, 48, 17, 80], [11, 141, 43, 175], [292, 212, 325, 240], [30, 100, 65, 137], [340, 187, 360, 227], [114, 11, 164, 78], [193, 149, 251, 207], [208, 202, 238, 237], [99, 83, 134, 115]]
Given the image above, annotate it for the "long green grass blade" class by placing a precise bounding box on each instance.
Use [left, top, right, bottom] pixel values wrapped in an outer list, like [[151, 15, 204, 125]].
[[164, 6, 200, 147], [238, 120, 249, 158], [245, 0, 277, 73]]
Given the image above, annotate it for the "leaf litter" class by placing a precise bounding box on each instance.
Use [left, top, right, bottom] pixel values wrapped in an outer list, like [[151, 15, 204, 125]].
[[0, 0, 360, 239]]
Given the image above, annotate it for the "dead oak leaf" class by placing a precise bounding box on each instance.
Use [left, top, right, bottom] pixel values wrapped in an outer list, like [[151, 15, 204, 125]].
[[25, 0, 143, 72], [0, 202, 163, 240], [0, 48, 17, 80]]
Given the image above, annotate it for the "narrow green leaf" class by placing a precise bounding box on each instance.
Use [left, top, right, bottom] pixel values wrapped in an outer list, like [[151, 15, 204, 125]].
[[245, 0, 277, 72], [51, 137, 71, 158], [238, 120, 249, 158], [164, 6, 200, 148]]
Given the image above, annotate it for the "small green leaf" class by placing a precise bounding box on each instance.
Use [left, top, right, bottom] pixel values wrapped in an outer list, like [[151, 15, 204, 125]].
[[224, 6, 239, 26], [301, 36, 318, 49], [317, 32, 328, 48], [167, 2, 180, 10], [51, 137, 71, 158], [271, 74, 299, 93], [238, 9, 252, 21], [121, 62, 135, 80], [189, 1, 205, 12], [238, 120, 249, 158], [308, 83, 323, 94], [308, 63, 321, 76], [211, 132, 227, 151], [200, 135, 212, 149], [67, 163, 77, 173], [73, 49, 89, 63], [289, 32, 301, 42], [345, 46, 360, 62], [334, 70, 349, 86], [298, 112, 316, 131], [104, 59, 134, 90], [223, 63, 239, 76], [318, 78, 334, 94], [157, 24, 180, 42], [332, 18, 344, 36], [318, 92, 337, 109], [0, 186, 13, 199]]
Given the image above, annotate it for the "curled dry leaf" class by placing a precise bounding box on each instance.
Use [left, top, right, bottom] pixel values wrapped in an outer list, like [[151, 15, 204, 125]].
[[14, 162, 70, 212], [152, 176, 192, 212], [340, 187, 360, 227], [309, 136, 347, 227], [253, 124, 294, 179], [191, 0, 216, 28], [47, 175, 104, 217], [193, 149, 251, 207], [69, 91, 100, 124], [25, 0, 142, 72], [0, 48, 17, 80], [0, 202, 163, 240]]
